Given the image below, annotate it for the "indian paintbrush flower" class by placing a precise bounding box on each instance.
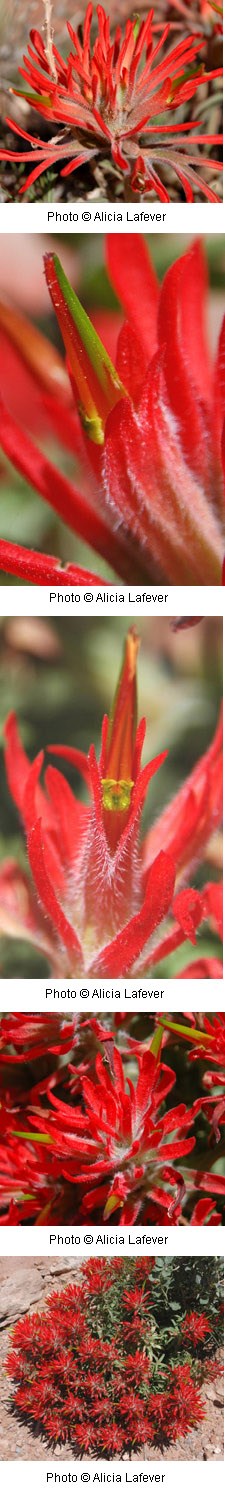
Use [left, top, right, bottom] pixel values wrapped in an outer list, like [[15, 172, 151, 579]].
[[0, 237, 224, 586], [1, 1013, 225, 1224], [1, 5, 222, 200], [0, 237, 223, 582], [180, 1311, 212, 1345], [0, 628, 222, 980]]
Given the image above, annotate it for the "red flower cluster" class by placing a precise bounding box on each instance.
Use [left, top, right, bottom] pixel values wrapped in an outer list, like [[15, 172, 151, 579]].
[[0, 628, 222, 981], [1, 5, 222, 200], [6, 1257, 210, 1455], [180, 1312, 212, 1346], [0, 238, 224, 587], [1, 1013, 225, 1226]]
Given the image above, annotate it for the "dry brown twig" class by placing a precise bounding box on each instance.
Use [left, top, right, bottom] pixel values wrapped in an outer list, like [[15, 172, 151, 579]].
[[42, 0, 57, 75]]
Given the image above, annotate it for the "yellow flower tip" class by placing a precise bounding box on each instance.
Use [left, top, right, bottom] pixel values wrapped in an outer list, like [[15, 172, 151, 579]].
[[102, 778, 134, 812], [103, 1193, 123, 1220], [81, 410, 105, 445]]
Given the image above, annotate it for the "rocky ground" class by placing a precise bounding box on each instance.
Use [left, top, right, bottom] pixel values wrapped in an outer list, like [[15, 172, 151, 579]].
[[0, 1257, 223, 1462]]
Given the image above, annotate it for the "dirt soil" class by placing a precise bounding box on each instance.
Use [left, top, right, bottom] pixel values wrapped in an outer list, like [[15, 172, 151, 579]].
[[0, 1257, 223, 1462]]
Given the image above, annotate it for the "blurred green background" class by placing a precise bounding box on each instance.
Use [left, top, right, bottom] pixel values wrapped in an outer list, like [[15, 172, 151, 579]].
[[0, 614, 222, 976], [0, 232, 224, 581]]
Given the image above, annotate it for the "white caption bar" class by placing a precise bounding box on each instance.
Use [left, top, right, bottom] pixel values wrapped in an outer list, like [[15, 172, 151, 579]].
[[0, 1225, 224, 1257], [0, 203, 224, 234], [0, 978, 224, 1008], [0, 587, 223, 617], [1, 1459, 224, 1499]]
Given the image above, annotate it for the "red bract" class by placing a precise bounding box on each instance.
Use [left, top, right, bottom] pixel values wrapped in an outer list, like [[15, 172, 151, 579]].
[[181, 1312, 212, 1345], [6, 1257, 215, 1456], [1, 5, 222, 200], [160, 1014, 225, 1140], [154, 1365, 205, 1438], [0, 629, 222, 980], [188, 1014, 225, 1067], [1, 1013, 225, 1226], [0, 237, 224, 586], [186, 1015, 225, 1126], [0, 1041, 199, 1225], [0, 1011, 77, 1065], [0, 541, 104, 586]]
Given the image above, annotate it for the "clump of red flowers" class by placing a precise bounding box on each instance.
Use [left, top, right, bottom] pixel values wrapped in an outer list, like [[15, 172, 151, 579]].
[[0, 237, 224, 587], [6, 1256, 222, 1455], [0, 627, 222, 980], [180, 1312, 212, 1346], [1, 1013, 225, 1226], [1, 5, 222, 200]]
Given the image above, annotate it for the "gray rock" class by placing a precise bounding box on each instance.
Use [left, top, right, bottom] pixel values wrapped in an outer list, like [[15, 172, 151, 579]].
[[0, 1270, 44, 1326]]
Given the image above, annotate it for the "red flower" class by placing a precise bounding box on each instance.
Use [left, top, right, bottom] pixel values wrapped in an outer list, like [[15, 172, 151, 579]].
[[0, 1010, 76, 1064], [128, 1418, 156, 1444], [204, 1357, 224, 1379], [0, 237, 224, 586], [161, 1366, 206, 1436], [1, 1014, 225, 1226], [0, 628, 222, 980], [124, 1350, 152, 1379], [122, 1287, 149, 1310], [122, 1317, 150, 1339], [181, 1311, 212, 1346], [16, 1047, 199, 1224], [97, 1423, 126, 1453], [1, 5, 222, 200]]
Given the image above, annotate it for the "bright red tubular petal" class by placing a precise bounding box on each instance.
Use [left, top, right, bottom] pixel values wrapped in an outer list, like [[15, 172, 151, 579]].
[[0, 539, 105, 586], [157, 243, 212, 489], [91, 851, 175, 977], [28, 818, 82, 961], [106, 235, 159, 361], [0, 397, 123, 576], [4, 711, 31, 815]]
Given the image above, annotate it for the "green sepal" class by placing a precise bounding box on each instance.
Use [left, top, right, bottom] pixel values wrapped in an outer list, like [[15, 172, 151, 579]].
[[51, 254, 126, 405]]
